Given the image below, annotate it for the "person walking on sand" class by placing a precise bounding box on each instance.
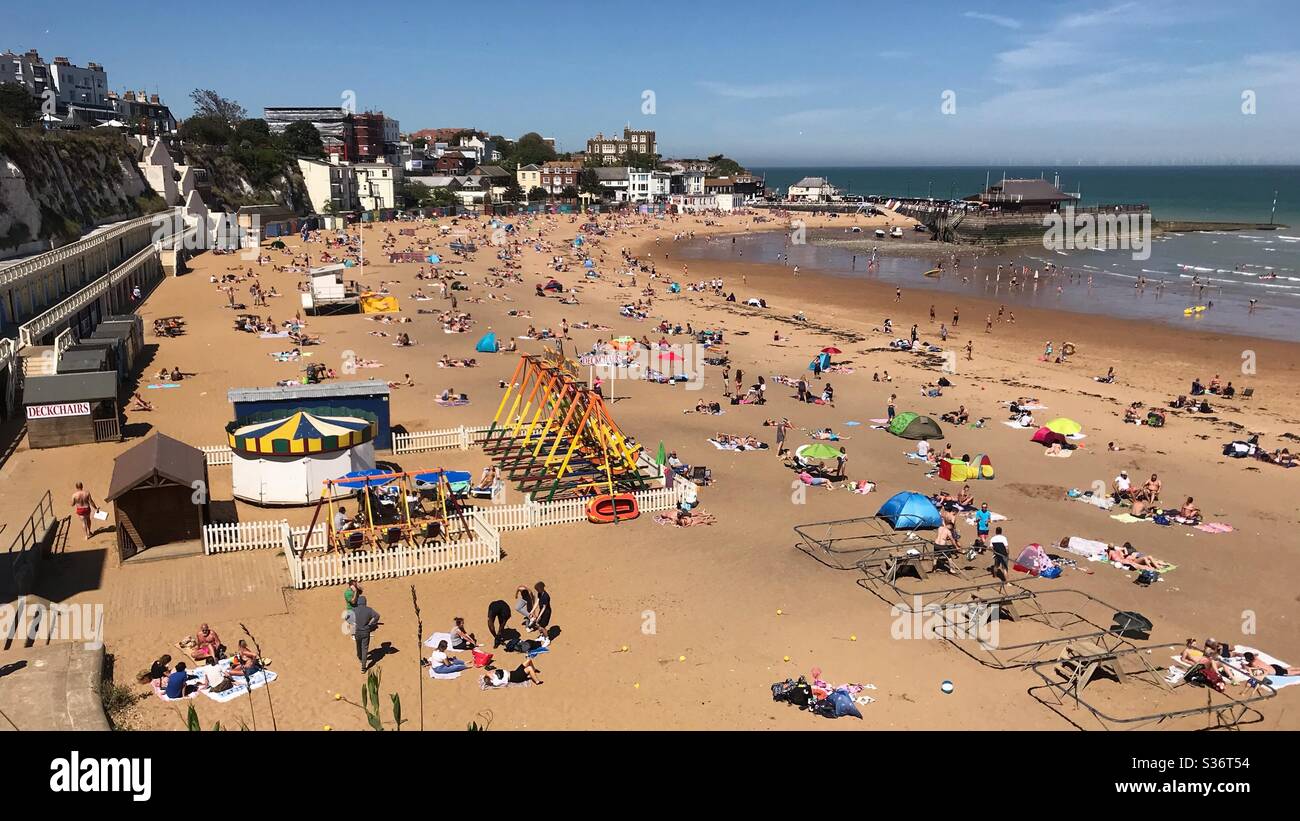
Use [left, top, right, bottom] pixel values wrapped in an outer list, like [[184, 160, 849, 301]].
[[965, 340, 974, 360], [887, 393, 897, 421], [352, 595, 380, 673], [895, 287, 902, 302], [71, 482, 100, 538], [775, 417, 792, 457]]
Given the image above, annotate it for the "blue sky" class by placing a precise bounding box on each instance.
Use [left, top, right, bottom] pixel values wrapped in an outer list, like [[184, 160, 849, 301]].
[[5, 0, 1299, 165]]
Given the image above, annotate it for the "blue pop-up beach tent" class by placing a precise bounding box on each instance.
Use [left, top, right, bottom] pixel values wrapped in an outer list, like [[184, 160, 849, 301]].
[[808, 352, 831, 371], [876, 492, 942, 530], [426, 254, 441, 264], [475, 332, 499, 353]]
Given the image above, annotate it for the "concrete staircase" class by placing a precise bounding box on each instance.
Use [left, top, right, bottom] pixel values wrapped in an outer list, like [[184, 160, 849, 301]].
[[19, 345, 56, 377]]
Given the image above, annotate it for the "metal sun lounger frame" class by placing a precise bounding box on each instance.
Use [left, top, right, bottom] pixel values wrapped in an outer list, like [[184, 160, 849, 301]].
[[793, 516, 938, 572], [1027, 644, 1274, 730]]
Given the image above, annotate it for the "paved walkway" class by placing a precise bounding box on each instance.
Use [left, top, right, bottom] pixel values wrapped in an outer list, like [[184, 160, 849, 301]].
[[102, 549, 290, 635]]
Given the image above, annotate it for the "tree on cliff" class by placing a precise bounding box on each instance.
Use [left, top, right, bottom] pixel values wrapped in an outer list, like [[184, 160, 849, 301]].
[[0, 85, 40, 127], [280, 121, 325, 159], [189, 89, 247, 126]]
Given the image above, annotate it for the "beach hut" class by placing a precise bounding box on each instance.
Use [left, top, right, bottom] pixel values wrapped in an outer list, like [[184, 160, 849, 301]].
[[105, 433, 209, 561], [887, 412, 944, 440], [1030, 426, 1069, 448], [475, 332, 500, 353], [228, 409, 378, 505], [937, 454, 994, 482], [876, 492, 942, 530], [23, 372, 122, 448]]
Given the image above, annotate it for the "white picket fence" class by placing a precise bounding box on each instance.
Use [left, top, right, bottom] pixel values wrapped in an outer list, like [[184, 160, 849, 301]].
[[202, 518, 290, 554], [200, 483, 689, 557], [202, 445, 233, 466], [391, 423, 493, 455], [477, 484, 687, 532], [284, 513, 501, 589]]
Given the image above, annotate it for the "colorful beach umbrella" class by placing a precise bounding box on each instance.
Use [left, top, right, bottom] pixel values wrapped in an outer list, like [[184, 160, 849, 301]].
[[820, 346, 843, 354], [796, 443, 841, 460], [1044, 417, 1082, 436]]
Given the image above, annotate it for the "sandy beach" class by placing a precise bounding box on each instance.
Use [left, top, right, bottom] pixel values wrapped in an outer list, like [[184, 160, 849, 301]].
[[3, 206, 1297, 731]]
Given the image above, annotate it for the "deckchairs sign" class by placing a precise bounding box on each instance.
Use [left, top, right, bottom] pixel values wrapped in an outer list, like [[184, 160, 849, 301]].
[[27, 402, 92, 419]]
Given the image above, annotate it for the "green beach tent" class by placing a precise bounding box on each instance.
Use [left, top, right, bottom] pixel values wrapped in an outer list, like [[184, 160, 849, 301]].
[[887, 412, 944, 440]]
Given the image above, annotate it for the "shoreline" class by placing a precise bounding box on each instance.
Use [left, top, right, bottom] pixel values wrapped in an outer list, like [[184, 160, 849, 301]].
[[676, 226, 1300, 344]]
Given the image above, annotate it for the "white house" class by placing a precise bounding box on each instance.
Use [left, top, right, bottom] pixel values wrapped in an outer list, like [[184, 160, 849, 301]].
[[787, 176, 836, 202], [668, 193, 719, 212], [353, 162, 400, 211], [628, 169, 670, 203], [298, 157, 358, 213], [680, 169, 705, 195], [138, 138, 197, 206]]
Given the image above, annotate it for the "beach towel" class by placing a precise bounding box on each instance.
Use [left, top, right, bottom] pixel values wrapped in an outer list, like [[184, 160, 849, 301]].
[[203, 669, 278, 702], [845, 420, 863, 427], [1007, 403, 1048, 411], [1002, 421, 1033, 429], [146, 383, 181, 389], [1110, 513, 1148, 524], [1064, 536, 1108, 560], [435, 398, 470, 407], [708, 438, 763, 451], [429, 667, 465, 680], [904, 452, 930, 461], [1194, 522, 1234, 534], [259, 331, 291, 339], [964, 511, 1008, 527], [1071, 492, 1114, 510], [1045, 449, 1073, 458], [868, 418, 888, 425]]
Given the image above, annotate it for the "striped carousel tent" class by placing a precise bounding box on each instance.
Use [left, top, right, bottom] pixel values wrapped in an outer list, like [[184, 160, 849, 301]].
[[228, 410, 378, 505], [228, 411, 375, 455]]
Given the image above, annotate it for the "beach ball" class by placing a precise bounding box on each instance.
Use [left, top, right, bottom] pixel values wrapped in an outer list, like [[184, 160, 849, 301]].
[[850, 634, 857, 642], [776, 609, 783, 615], [621, 645, 629, 652], [941, 680, 954, 694], [783, 656, 791, 662], [678, 655, 686, 662]]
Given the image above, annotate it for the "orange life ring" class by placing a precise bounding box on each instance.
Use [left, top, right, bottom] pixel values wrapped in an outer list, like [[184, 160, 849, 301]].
[[586, 493, 639, 524]]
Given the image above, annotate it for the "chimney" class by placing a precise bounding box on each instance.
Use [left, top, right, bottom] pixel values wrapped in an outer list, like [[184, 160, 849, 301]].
[[54, 56, 70, 65], [150, 94, 159, 104], [124, 90, 135, 101]]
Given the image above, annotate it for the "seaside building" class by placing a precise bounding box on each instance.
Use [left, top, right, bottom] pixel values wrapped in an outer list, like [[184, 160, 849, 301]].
[[2, 51, 110, 111], [352, 112, 385, 163], [670, 169, 706, 196], [593, 167, 630, 201], [540, 160, 581, 195], [109, 90, 177, 136], [137, 139, 197, 206], [787, 176, 836, 202], [966, 177, 1080, 213], [265, 107, 355, 161], [516, 163, 542, 193], [298, 157, 358, 213], [628, 169, 670, 203], [354, 162, 399, 211], [586, 127, 657, 165]]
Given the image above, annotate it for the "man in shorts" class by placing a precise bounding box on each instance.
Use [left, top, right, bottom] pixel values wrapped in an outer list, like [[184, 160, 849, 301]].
[[989, 527, 1010, 583], [71, 482, 100, 539]]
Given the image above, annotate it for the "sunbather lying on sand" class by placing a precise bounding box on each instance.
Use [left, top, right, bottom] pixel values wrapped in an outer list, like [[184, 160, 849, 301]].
[[1234, 651, 1300, 678], [1106, 542, 1171, 572]]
